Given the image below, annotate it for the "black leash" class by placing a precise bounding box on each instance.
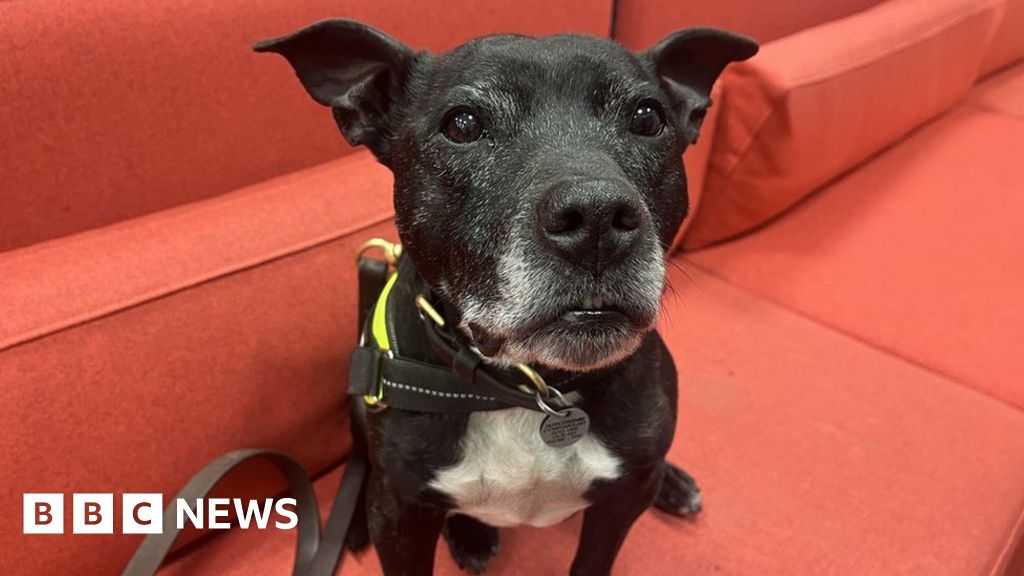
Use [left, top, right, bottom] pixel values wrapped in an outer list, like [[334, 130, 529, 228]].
[[123, 247, 391, 576], [123, 239, 582, 575]]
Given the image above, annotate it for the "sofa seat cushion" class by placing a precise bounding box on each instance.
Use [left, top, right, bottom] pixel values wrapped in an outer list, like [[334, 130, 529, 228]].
[[682, 0, 1003, 249], [0, 151, 396, 575], [689, 102, 1024, 410], [164, 265, 1024, 576], [970, 60, 1024, 118]]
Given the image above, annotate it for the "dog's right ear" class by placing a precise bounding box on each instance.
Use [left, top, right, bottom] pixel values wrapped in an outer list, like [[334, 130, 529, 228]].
[[254, 19, 415, 161]]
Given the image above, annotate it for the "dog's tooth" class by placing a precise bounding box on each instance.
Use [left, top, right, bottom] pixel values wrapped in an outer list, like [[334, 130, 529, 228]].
[[582, 295, 594, 310], [593, 295, 603, 309]]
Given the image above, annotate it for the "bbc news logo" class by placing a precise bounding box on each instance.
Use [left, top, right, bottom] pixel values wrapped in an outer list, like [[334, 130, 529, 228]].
[[23, 494, 298, 534]]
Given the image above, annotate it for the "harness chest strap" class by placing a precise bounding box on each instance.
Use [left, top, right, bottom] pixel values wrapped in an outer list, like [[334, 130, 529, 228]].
[[350, 260, 579, 414], [122, 240, 581, 576]]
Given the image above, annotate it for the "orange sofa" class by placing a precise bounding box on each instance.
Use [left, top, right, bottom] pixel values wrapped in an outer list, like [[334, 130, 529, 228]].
[[2, 0, 1023, 574]]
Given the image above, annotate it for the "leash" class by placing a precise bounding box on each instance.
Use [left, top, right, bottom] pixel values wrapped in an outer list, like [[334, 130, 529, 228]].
[[122, 243, 392, 576], [123, 238, 587, 575]]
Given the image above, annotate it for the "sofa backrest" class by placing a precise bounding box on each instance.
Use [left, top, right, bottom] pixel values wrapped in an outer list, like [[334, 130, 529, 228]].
[[0, 0, 612, 253], [683, 0, 1005, 248], [614, 0, 1023, 251], [983, 0, 1024, 73], [614, 0, 886, 50]]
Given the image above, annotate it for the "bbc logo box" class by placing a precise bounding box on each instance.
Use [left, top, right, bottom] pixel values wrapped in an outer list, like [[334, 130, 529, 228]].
[[23, 493, 163, 535], [22, 494, 64, 535]]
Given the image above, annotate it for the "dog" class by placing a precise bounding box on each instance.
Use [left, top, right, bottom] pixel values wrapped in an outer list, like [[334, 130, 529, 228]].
[[255, 20, 757, 575]]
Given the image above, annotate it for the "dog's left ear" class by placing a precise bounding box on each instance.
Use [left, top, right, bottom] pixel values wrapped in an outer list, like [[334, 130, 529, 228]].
[[642, 28, 758, 144], [254, 19, 416, 162]]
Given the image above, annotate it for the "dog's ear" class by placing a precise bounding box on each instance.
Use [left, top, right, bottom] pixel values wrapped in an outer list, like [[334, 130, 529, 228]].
[[254, 19, 415, 161], [642, 27, 758, 144]]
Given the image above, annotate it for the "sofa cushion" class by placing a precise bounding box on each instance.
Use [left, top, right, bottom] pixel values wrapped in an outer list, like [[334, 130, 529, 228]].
[[0, 151, 396, 575], [689, 102, 1024, 410], [163, 264, 1024, 575], [682, 0, 1003, 249], [614, 0, 885, 50], [0, 0, 612, 252], [670, 83, 723, 250], [982, 0, 1024, 73], [969, 60, 1024, 118]]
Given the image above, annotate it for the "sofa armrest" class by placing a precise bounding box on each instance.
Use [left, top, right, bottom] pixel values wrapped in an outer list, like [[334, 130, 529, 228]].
[[0, 151, 394, 575]]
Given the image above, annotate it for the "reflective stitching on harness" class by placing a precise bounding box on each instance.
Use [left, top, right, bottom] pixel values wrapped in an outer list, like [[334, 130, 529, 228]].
[[382, 379, 499, 402]]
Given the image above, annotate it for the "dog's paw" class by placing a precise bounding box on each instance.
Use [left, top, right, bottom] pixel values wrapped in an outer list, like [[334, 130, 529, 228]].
[[653, 462, 703, 518], [443, 514, 500, 574]]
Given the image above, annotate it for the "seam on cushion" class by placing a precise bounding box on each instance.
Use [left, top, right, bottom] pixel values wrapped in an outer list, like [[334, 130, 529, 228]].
[[963, 98, 1024, 122], [708, 86, 786, 189], [785, 1, 998, 87], [692, 100, 965, 250], [1, 156, 374, 266], [682, 257, 1024, 415], [0, 211, 395, 352], [711, 3, 997, 184], [991, 502, 1024, 575], [980, 54, 1024, 80]]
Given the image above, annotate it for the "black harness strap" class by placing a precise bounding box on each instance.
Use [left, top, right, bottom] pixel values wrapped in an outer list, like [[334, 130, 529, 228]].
[[122, 249, 579, 575]]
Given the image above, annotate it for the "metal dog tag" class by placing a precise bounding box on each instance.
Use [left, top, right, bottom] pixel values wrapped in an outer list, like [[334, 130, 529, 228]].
[[539, 407, 590, 448]]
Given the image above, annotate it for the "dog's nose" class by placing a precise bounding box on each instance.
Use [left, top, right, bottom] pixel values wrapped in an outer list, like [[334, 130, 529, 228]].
[[538, 179, 645, 271]]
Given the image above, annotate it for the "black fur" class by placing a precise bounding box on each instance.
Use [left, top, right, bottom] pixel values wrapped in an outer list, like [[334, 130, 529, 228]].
[[443, 514, 501, 574], [257, 21, 756, 576]]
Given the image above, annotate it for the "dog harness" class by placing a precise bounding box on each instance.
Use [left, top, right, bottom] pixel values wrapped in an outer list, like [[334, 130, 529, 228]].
[[348, 240, 588, 415], [124, 238, 591, 576]]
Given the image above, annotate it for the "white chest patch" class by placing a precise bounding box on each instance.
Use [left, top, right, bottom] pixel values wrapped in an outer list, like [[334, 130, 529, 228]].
[[429, 408, 622, 528]]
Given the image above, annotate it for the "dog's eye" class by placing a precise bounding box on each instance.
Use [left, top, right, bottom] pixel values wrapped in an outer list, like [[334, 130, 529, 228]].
[[630, 100, 664, 137], [442, 110, 484, 144]]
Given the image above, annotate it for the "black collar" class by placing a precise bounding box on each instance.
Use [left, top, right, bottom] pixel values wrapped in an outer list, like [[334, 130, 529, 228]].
[[347, 253, 590, 414]]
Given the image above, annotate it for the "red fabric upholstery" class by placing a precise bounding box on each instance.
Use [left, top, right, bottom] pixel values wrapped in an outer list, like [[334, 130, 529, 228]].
[[682, 0, 1003, 249], [982, 0, 1024, 73], [671, 83, 723, 251], [6, 1, 1024, 573], [614, 0, 884, 50], [163, 265, 1024, 575], [970, 61, 1024, 118], [0, 151, 396, 576], [689, 97, 1024, 410], [0, 0, 612, 252]]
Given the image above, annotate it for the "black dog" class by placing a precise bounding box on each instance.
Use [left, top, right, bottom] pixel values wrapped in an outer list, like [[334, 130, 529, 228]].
[[256, 21, 756, 576]]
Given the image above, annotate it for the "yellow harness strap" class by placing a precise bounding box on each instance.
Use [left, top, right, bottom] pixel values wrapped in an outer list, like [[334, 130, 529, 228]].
[[371, 271, 398, 351]]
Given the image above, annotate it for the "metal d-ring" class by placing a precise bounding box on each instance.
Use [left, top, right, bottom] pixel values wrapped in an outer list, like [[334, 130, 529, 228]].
[[356, 238, 402, 265], [414, 294, 446, 328], [535, 387, 570, 417], [515, 363, 549, 396]]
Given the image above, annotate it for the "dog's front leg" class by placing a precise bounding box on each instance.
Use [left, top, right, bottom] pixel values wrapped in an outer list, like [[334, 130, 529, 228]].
[[367, 471, 447, 576], [570, 464, 663, 576]]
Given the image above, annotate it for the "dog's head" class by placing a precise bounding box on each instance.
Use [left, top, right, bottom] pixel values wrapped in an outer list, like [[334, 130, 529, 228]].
[[256, 21, 756, 371]]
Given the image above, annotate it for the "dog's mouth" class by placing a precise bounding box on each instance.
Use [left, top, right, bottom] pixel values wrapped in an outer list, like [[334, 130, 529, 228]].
[[465, 294, 655, 371], [454, 238, 668, 371], [561, 308, 629, 325], [561, 293, 632, 321], [557, 301, 634, 332]]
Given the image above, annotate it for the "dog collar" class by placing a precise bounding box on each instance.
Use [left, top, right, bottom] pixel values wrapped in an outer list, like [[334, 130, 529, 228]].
[[348, 240, 586, 416]]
